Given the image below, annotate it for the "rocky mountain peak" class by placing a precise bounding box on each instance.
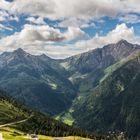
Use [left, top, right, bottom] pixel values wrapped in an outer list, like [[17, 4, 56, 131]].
[[13, 48, 28, 56], [117, 39, 129, 45], [114, 39, 135, 50]]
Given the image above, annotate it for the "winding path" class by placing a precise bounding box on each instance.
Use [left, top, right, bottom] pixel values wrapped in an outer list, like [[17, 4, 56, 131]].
[[0, 115, 33, 128], [54, 138, 66, 140]]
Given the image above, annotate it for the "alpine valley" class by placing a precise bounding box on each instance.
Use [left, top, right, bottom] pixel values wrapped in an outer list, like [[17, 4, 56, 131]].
[[0, 40, 140, 139]]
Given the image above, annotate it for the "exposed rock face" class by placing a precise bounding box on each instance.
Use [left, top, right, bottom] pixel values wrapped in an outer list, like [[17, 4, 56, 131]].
[[62, 40, 139, 74]]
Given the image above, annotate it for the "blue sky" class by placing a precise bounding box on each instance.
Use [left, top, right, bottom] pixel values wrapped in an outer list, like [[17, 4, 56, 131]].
[[0, 0, 140, 58]]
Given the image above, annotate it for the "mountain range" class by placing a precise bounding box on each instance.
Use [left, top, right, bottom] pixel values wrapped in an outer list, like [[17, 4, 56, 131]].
[[0, 39, 140, 138]]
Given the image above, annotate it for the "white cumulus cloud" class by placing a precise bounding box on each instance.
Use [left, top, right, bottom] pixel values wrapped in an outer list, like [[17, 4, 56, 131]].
[[0, 24, 85, 54], [75, 23, 139, 51], [26, 17, 46, 25], [0, 23, 139, 58], [0, 0, 139, 20]]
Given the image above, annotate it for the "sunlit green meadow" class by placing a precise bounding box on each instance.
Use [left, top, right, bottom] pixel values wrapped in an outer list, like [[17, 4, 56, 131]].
[[0, 127, 93, 140]]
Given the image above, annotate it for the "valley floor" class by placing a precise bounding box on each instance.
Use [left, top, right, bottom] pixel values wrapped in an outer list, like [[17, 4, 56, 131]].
[[0, 127, 92, 140]]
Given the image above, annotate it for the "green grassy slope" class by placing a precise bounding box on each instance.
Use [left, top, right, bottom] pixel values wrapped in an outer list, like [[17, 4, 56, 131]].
[[0, 127, 94, 140], [0, 90, 98, 139], [0, 91, 30, 125]]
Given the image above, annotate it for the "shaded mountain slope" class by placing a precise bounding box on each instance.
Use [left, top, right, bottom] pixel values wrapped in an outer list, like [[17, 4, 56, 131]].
[[73, 51, 140, 138], [0, 48, 76, 115]]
